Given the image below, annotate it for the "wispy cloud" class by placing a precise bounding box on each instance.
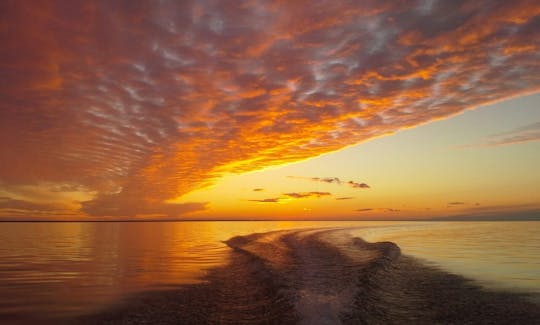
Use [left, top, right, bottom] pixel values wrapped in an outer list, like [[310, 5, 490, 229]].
[[288, 176, 370, 189], [336, 197, 355, 200], [288, 176, 341, 184], [447, 201, 480, 208], [248, 198, 282, 203], [439, 203, 540, 220], [356, 208, 400, 213], [253, 188, 264, 192], [1, 1, 539, 217], [461, 121, 540, 148], [249, 191, 331, 203]]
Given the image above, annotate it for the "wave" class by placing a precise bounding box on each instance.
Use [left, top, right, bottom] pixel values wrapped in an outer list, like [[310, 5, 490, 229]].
[[81, 228, 540, 325]]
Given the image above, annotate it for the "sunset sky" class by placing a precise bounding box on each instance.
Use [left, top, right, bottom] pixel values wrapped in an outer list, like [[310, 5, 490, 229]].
[[1, 0, 539, 220]]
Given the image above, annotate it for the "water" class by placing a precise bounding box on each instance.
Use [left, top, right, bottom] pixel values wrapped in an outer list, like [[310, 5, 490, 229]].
[[0, 221, 538, 322], [354, 221, 540, 294]]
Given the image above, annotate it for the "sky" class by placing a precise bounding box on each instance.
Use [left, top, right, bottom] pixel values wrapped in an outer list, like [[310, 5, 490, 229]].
[[1, 0, 539, 220]]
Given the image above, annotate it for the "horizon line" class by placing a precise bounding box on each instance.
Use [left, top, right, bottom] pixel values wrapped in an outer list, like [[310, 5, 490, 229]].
[[1, 217, 539, 223]]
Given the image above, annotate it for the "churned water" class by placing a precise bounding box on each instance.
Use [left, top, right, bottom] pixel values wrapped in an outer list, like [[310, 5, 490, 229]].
[[0, 221, 538, 323]]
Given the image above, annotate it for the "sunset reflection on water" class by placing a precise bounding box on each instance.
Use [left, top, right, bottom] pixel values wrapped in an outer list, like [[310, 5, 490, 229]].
[[0, 221, 538, 321], [0, 221, 348, 319]]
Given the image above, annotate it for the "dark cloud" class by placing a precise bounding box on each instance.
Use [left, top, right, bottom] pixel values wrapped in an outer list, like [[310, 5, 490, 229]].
[[283, 192, 331, 199], [1, 1, 539, 217], [250, 191, 331, 203], [356, 207, 400, 212], [447, 201, 482, 208], [253, 188, 264, 192], [347, 181, 370, 189], [317, 177, 342, 184], [288, 176, 370, 189], [248, 198, 282, 203], [336, 197, 355, 200], [288, 176, 340, 184], [356, 208, 374, 212]]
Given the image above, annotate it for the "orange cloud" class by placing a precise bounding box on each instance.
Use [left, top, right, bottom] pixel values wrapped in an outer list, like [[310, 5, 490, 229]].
[[1, 1, 540, 217]]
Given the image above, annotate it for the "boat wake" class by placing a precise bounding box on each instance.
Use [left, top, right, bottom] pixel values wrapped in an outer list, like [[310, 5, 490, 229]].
[[82, 228, 540, 325]]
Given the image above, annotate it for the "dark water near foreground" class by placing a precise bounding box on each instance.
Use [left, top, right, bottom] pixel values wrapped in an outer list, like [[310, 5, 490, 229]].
[[0, 221, 539, 323]]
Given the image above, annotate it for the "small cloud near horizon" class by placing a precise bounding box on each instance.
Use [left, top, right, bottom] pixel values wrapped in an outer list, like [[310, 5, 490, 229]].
[[356, 208, 400, 213], [248, 198, 282, 203], [288, 176, 370, 189], [249, 191, 332, 203], [447, 202, 481, 208], [336, 197, 355, 200], [347, 181, 370, 189], [283, 192, 331, 199]]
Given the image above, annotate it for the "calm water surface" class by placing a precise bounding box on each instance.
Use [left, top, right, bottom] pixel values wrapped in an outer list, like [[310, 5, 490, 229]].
[[354, 221, 540, 294], [0, 221, 538, 320]]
